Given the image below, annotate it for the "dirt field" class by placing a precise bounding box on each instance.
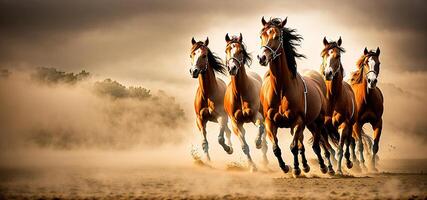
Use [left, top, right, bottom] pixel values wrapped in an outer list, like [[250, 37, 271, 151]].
[[0, 150, 426, 200]]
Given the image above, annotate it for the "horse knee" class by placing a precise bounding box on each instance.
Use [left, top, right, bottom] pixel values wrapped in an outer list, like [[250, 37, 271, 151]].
[[312, 143, 321, 155]]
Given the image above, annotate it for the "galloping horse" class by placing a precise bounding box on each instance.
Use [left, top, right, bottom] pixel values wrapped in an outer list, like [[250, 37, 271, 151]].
[[258, 17, 329, 175], [224, 33, 268, 171], [189, 37, 233, 161], [349, 47, 383, 171], [320, 37, 356, 174]]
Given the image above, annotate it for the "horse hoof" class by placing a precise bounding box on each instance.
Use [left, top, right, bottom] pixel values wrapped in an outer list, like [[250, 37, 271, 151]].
[[303, 165, 310, 173], [280, 164, 290, 173], [328, 168, 335, 175], [250, 165, 258, 173], [347, 161, 353, 169], [262, 158, 269, 166], [320, 166, 328, 174], [370, 167, 378, 173], [226, 146, 233, 154], [293, 168, 302, 176], [336, 170, 343, 176]]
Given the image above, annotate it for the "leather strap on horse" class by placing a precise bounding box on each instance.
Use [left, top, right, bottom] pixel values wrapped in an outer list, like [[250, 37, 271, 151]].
[[297, 73, 308, 117]]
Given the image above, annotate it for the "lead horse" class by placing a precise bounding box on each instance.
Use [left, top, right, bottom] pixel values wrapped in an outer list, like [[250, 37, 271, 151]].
[[224, 33, 268, 171], [189, 37, 233, 162], [320, 37, 356, 174], [258, 17, 330, 175], [349, 47, 384, 171]]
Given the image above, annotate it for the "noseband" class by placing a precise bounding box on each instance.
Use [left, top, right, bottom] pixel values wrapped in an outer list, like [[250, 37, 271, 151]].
[[261, 31, 283, 62], [226, 41, 245, 70]]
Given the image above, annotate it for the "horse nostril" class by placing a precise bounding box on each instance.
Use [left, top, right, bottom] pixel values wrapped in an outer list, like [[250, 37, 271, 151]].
[[373, 79, 377, 84]]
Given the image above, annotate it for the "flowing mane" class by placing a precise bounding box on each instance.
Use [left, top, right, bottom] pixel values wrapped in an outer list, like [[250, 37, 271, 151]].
[[262, 18, 305, 77], [227, 37, 252, 67], [192, 41, 227, 75]]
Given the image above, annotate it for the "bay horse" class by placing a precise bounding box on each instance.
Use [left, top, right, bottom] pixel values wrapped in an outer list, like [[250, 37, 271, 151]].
[[258, 17, 329, 175], [224, 33, 268, 171], [189, 37, 233, 162], [349, 47, 383, 171], [320, 37, 357, 174]]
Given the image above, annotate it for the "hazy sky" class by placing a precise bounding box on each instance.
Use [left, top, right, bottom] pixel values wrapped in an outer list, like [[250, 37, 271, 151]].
[[1, 0, 427, 157]]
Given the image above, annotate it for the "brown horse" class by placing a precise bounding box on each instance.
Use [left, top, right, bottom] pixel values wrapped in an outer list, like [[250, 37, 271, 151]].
[[258, 17, 329, 175], [320, 37, 356, 174], [349, 47, 383, 171], [224, 33, 268, 171], [189, 37, 233, 162]]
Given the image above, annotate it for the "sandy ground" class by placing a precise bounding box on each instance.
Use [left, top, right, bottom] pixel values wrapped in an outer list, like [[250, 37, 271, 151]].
[[0, 150, 426, 200]]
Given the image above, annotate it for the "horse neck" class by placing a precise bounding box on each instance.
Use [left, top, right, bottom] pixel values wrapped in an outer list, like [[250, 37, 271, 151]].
[[325, 69, 343, 101], [268, 51, 296, 94], [231, 66, 248, 95], [198, 66, 217, 97]]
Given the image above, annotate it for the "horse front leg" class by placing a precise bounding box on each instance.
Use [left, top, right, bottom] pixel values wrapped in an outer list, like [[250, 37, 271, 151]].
[[298, 134, 311, 173], [290, 120, 304, 176], [354, 123, 367, 171], [371, 119, 383, 172], [232, 121, 257, 172], [254, 113, 268, 166], [218, 116, 233, 154], [197, 118, 210, 162], [265, 119, 289, 173]]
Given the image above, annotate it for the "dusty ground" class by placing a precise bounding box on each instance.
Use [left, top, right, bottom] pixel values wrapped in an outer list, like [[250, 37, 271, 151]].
[[0, 150, 426, 200]]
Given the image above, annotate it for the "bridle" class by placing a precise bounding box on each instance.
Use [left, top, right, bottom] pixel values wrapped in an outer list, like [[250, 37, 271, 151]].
[[261, 27, 283, 63], [226, 41, 244, 70], [191, 45, 208, 74]]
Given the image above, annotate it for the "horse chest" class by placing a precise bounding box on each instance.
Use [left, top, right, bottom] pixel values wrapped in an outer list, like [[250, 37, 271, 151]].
[[232, 98, 253, 122]]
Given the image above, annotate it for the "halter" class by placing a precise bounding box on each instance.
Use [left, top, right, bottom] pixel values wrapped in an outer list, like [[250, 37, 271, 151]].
[[191, 45, 209, 74], [297, 73, 308, 117], [261, 32, 283, 62], [227, 57, 244, 69]]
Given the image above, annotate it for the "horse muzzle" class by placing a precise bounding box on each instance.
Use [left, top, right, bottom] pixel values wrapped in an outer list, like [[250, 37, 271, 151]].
[[189, 67, 200, 79], [367, 78, 378, 89], [228, 65, 238, 76]]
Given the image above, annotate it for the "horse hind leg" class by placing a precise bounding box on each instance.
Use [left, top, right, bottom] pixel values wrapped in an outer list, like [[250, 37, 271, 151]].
[[307, 124, 327, 174], [233, 123, 257, 172], [218, 117, 233, 154], [336, 124, 349, 175]]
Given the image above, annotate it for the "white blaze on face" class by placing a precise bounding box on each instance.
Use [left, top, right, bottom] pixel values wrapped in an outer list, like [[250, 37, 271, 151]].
[[192, 48, 203, 67], [367, 57, 377, 81], [324, 49, 334, 75]]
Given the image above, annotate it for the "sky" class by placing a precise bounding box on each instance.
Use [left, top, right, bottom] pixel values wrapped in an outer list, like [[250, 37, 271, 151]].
[[1, 0, 427, 158]]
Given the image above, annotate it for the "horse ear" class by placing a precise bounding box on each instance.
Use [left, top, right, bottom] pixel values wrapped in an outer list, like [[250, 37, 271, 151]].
[[323, 37, 329, 46], [225, 33, 231, 42], [204, 37, 209, 46], [337, 36, 342, 46], [364, 47, 368, 55], [261, 16, 267, 26], [280, 17, 287, 28], [191, 37, 196, 45], [239, 33, 243, 42], [376, 47, 381, 56]]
